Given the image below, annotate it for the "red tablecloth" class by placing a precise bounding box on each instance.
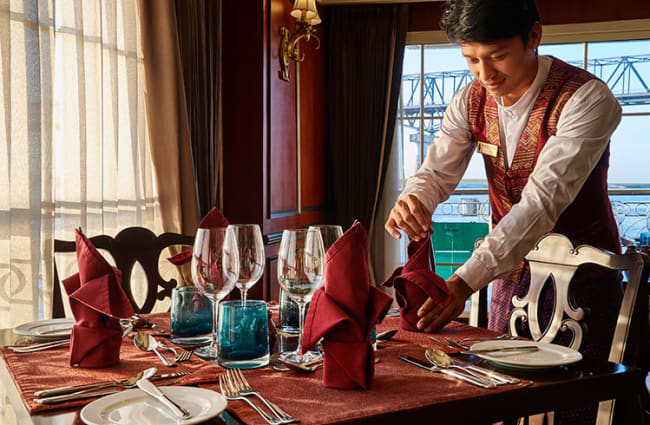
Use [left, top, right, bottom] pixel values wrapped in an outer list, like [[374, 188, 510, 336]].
[[208, 316, 531, 425], [2, 313, 530, 423], [0, 313, 223, 413]]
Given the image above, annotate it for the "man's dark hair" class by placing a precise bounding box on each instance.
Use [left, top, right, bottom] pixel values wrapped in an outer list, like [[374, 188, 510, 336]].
[[441, 0, 540, 46]]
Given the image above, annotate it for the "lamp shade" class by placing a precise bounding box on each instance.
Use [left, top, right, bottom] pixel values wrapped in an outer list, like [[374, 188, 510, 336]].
[[306, 12, 322, 26], [291, 0, 317, 21]]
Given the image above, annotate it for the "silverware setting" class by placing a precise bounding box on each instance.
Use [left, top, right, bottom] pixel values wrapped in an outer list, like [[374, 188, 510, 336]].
[[219, 375, 281, 425], [278, 357, 323, 373], [460, 346, 539, 355], [424, 348, 519, 385], [424, 348, 498, 386], [9, 339, 70, 353], [375, 329, 398, 341], [399, 355, 496, 389], [134, 332, 176, 367], [429, 336, 535, 355], [121, 314, 166, 337], [226, 368, 297, 424], [34, 371, 190, 398]]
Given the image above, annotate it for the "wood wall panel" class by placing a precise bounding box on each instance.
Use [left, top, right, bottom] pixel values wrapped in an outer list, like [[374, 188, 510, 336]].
[[269, 0, 299, 216], [407, 1, 650, 32], [222, 0, 330, 300]]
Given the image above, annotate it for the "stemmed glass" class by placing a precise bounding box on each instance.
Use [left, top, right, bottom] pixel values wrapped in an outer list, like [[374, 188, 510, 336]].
[[277, 228, 325, 364], [308, 224, 343, 252], [231, 224, 265, 306], [191, 227, 239, 359]]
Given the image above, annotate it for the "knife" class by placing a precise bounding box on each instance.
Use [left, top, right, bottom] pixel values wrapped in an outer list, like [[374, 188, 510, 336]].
[[399, 355, 495, 389], [33, 372, 189, 398], [448, 358, 520, 384], [462, 346, 539, 355], [136, 368, 192, 419]]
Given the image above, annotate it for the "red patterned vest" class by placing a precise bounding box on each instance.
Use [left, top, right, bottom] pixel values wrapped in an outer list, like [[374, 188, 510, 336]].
[[468, 58, 620, 255]]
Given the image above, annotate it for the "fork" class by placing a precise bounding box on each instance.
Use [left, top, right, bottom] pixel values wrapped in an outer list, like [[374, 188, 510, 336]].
[[9, 339, 70, 353], [156, 342, 192, 363], [226, 369, 296, 423], [219, 376, 280, 425]]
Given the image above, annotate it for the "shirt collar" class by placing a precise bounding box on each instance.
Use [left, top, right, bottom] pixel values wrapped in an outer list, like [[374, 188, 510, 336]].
[[496, 55, 552, 111]]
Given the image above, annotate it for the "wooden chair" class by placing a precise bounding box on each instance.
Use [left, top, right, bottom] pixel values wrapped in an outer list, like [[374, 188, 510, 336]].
[[509, 233, 648, 425], [53, 227, 194, 317]]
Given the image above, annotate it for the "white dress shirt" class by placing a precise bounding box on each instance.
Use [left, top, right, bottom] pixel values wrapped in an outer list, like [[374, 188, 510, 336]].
[[400, 55, 622, 292]]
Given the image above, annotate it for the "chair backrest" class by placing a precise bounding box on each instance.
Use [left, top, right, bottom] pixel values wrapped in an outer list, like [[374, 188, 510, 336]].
[[512, 233, 646, 425], [53, 227, 194, 317]]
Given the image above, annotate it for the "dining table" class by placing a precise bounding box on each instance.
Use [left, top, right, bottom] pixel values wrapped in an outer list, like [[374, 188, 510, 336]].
[[0, 312, 644, 425]]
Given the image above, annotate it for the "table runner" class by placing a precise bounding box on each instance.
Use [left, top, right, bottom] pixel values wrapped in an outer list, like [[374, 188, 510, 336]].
[[0, 313, 223, 414], [208, 316, 532, 425]]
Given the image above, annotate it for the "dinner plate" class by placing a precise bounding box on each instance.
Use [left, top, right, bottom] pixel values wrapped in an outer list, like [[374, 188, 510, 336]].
[[470, 340, 582, 369], [80, 386, 227, 425], [13, 318, 75, 339]]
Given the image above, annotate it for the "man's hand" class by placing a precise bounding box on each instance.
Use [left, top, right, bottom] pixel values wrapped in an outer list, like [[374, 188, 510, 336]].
[[385, 194, 432, 241], [416, 274, 473, 333]]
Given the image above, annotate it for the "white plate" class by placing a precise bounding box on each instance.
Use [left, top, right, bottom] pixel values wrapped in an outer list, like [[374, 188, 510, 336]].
[[80, 386, 227, 425], [13, 318, 75, 339], [470, 340, 582, 369]]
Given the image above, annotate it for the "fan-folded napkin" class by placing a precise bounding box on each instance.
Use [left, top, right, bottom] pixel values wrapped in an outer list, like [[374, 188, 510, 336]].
[[302, 221, 392, 389], [62, 229, 134, 367]]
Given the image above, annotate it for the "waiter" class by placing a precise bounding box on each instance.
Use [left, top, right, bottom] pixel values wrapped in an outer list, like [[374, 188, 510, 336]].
[[385, 0, 622, 355]]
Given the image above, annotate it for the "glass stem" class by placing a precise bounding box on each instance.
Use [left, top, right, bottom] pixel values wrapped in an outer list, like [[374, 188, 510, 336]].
[[297, 303, 305, 355], [211, 299, 219, 353], [242, 287, 247, 308]]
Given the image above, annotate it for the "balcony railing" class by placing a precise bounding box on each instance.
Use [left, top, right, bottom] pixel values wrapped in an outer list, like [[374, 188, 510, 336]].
[[433, 190, 650, 246]]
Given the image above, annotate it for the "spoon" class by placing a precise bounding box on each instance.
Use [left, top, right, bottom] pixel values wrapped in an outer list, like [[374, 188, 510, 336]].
[[424, 348, 496, 387], [425, 348, 519, 385], [134, 332, 175, 367], [376, 329, 398, 341], [278, 358, 323, 373]]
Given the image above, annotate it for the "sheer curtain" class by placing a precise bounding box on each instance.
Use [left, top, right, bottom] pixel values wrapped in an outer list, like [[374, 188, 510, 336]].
[[0, 0, 161, 328]]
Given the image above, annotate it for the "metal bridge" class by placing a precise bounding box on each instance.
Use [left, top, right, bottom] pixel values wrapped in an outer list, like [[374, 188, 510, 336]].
[[401, 54, 650, 142]]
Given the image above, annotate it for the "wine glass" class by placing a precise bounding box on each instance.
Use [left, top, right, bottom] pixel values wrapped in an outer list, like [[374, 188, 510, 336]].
[[191, 227, 239, 359], [308, 224, 343, 252], [277, 228, 325, 364], [278, 225, 342, 337], [231, 224, 265, 306]]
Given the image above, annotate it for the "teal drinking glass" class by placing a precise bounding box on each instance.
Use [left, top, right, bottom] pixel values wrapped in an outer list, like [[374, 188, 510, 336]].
[[170, 286, 213, 345], [218, 300, 269, 368]]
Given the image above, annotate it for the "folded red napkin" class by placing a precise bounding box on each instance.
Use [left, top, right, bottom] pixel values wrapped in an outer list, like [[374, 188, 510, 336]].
[[302, 221, 392, 389], [166, 207, 229, 266], [61, 229, 135, 367], [381, 233, 450, 331]]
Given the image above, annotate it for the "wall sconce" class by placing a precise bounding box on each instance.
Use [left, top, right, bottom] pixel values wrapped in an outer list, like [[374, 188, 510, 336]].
[[279, 0, 322, 81]]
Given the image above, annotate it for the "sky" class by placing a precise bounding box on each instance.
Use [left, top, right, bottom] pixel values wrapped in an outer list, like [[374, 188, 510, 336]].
[[400, 40, 650, 185]]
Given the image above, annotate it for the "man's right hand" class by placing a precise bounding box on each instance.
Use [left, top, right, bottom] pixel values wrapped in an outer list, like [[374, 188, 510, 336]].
[[384, 194, 432, 241]]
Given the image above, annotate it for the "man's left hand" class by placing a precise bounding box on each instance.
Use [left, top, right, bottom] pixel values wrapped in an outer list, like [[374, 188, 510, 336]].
[[416, 274, 474, 333]]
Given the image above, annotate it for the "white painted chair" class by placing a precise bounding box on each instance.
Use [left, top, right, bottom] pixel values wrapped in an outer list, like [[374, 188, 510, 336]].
[[509, 233, 645, 425]]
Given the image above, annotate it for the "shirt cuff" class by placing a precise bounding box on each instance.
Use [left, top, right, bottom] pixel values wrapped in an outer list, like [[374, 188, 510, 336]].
[[398, 188, 436, 215], [455, 256, 493, 292]]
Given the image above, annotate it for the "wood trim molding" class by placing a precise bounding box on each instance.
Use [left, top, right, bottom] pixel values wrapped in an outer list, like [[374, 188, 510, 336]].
[[406, 19, 650, 45]]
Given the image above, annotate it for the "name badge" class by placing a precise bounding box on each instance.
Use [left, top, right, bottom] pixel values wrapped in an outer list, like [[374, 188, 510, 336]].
[[477, 141, 498, 158]]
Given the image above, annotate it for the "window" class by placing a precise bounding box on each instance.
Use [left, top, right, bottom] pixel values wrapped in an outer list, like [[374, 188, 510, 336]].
[[398, 22, 650, 244]]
